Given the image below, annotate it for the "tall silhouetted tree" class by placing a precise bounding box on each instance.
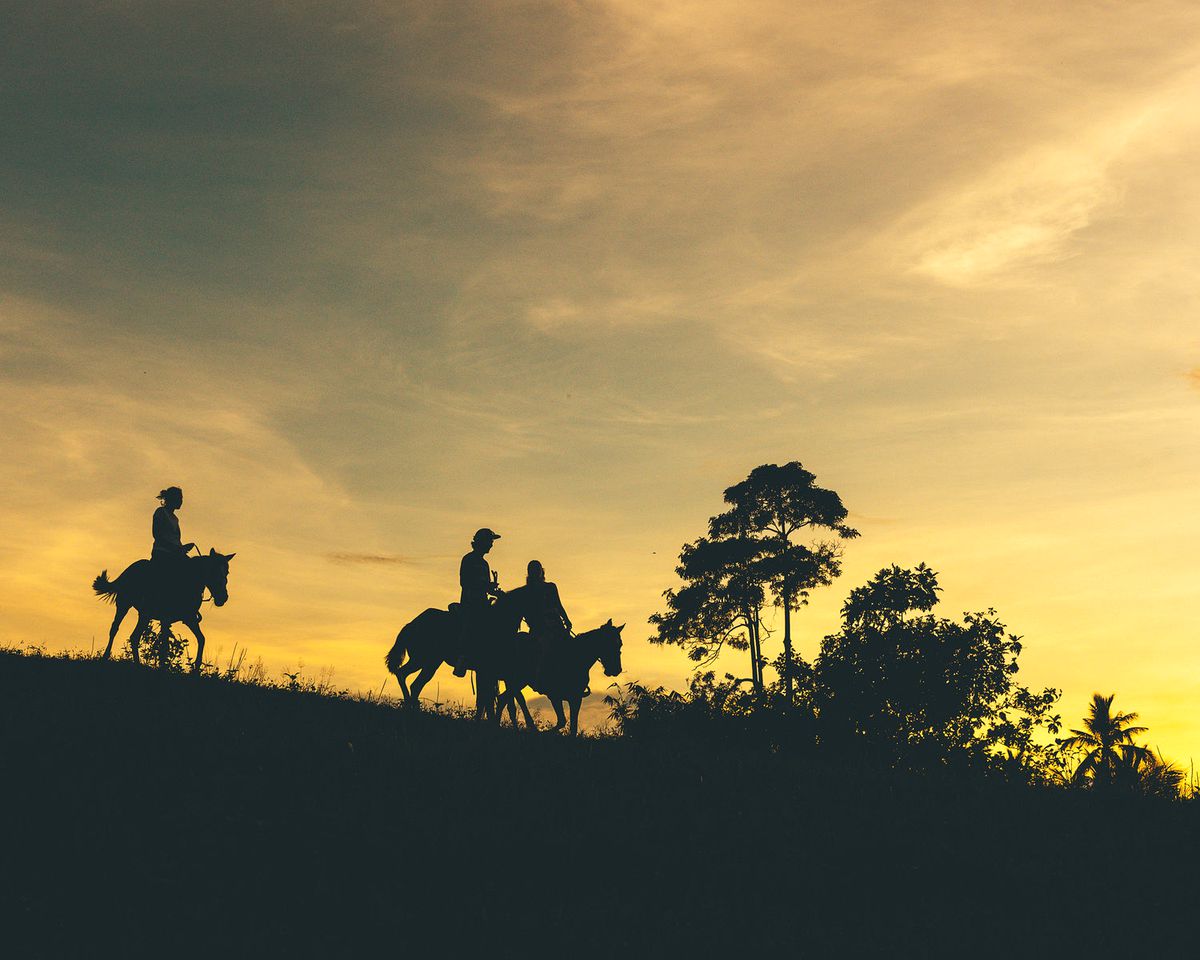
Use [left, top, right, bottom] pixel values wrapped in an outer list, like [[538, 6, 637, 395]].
[[816, 564, 1059, 765], [650, 534, 771, 688], [711, 462, 857, 703], [1062, 693, 1149, 790]]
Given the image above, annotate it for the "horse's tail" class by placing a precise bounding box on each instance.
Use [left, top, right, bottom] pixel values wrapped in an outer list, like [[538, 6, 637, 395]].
[[384, 628, 408, 677], [92, 570, 120, 604]]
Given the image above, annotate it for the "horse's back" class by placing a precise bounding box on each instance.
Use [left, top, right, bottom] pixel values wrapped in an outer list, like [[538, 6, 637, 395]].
[[399, 607, 452, 644], [120, 558, 152, 580], [109, 558, 152, 597], [403, 607, 451, 633]]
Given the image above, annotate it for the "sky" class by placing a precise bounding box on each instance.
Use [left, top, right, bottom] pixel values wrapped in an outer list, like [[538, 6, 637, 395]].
[[2, 0, 1199, 747]]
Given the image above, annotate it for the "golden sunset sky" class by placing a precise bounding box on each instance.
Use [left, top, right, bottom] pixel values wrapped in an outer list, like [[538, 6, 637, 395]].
[[2, 1, 1198, 747]]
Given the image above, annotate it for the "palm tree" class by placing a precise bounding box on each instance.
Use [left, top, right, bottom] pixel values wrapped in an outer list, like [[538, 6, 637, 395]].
[[1062, 693, 1148, 789], [1115, 747, 1186, 800]]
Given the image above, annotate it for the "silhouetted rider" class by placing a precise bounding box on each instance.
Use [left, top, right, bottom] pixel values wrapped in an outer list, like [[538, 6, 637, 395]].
[[453, 528, 502, 677], [152, 487, 196, 564], [523, 560, 571, 656]]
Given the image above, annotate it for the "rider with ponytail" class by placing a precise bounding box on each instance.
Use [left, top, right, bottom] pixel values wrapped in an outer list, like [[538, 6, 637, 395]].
[[524, 560, 572, 656], [152, 486, 195, 565]]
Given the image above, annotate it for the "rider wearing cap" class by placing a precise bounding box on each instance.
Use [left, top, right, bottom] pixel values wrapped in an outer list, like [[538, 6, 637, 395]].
[[453, 528, 502, 677]]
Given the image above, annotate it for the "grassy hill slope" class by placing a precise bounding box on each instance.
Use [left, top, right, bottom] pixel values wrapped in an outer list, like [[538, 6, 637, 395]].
[[0, 649, 1196, 956]]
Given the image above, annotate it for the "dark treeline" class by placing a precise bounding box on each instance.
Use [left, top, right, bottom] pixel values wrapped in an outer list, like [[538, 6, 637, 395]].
[[638, 462, 1190, 797]]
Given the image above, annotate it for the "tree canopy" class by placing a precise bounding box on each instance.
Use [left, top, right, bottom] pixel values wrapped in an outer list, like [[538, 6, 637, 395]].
[[651, 461, 856, 694], [815, 564, 1060, 767]]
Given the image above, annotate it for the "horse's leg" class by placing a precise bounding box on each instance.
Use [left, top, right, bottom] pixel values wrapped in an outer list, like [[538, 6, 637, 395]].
[[475, 675, 497, 722], [395, 661, 420, 704], [182, 616, 206, 674], [409, 664, 438, 706], [568, 697, 582, 736], [514, 690, 536, 731], [551, 699, 566, 730], [498, 685, 517, 727], [103, 602, 131, 659], [128, 614, 150, 665]]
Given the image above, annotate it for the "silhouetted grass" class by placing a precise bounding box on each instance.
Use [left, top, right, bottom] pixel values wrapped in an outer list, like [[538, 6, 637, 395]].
[[0, 647, 1196, 956]]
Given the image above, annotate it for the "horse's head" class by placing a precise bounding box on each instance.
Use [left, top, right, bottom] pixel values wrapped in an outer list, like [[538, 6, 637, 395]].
[[597, 619, 624, 677], [204, 548, 236, 606]]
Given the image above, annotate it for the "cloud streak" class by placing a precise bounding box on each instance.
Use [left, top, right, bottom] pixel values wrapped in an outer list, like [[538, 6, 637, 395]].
[[326, 553, 408, 566]]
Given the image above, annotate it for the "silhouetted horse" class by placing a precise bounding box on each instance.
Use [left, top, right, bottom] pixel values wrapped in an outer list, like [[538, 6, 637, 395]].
[[494, 620, 624, 736], [93, 549, 236, 673], [386, 592, 524, 719]]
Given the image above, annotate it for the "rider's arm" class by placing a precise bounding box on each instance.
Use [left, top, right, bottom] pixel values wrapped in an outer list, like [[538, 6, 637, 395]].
[[550, 583, 571, 630]]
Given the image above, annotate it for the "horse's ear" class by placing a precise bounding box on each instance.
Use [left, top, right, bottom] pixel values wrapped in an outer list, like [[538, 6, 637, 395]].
[[209, 548, 217, 556], [616, 623, 625, 633], [605, 618, 613, 626], [225, 552, 236, 561]]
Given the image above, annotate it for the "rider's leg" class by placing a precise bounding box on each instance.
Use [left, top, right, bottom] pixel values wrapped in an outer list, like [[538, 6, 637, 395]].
[[452, 612, 471, 677]]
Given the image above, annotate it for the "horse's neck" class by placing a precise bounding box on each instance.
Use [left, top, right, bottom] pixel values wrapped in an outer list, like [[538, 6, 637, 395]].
[[186, 557, 210, 590], [570, 632, 602, 671]]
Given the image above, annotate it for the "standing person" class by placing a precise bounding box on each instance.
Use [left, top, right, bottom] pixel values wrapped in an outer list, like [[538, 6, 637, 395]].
[[523, 560, 572, 657], [152, 486, 196, 565], [453, 528, 502, 677]]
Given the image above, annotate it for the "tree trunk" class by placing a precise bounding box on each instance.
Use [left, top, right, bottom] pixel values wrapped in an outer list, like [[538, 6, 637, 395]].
[[752, 615, 763, 692], [782, 595, 793, 705]]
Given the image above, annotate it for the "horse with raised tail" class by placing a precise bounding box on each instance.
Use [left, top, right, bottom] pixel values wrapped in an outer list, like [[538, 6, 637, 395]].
[[93, 549, 235, 672]]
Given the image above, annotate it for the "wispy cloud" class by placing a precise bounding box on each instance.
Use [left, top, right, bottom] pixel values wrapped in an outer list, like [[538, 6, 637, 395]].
[[326, 553, 407, 566], [897, 72, 1200, 287]]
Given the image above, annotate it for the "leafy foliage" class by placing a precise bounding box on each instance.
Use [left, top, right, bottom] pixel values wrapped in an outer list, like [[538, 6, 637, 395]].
[[604, 671, 814, 749], [649, 534, 769, 667], [814, 564, 1062, 771], [124, 621, 189, 672]]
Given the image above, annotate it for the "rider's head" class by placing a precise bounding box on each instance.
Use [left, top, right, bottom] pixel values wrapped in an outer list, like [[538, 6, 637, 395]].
[[472, 528, 500, 553], [158, 486, 183, 510], [527, 560, 545, 584]]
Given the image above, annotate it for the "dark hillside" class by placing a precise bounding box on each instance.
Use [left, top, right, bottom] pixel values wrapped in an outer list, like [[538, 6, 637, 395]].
[[0, 650, 1196, 956]]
